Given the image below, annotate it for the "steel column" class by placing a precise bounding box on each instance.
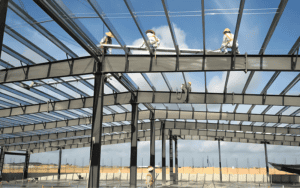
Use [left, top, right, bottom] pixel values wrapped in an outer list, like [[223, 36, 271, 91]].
[[58, 148, 62, 180], [174, 137, 178, 184], [22, 150, 30, 179], [150, 112, 155, 188], [161, 122, 166, 185], [88, 56, 105, 187], [130, 95, 139, 187], [0, 0, 8, 57], [169, 129, 174, 184], [0, 148, 5, 178], [264, 141, 269, 183], [218, 139, 222, 182]]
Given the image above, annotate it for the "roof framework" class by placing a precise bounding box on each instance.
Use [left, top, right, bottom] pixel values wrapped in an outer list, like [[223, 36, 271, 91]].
[[0, 0, 298, 164]]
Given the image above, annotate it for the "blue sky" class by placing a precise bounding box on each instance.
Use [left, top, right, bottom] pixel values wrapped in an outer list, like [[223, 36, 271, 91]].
[[1, 0, 300, 168]]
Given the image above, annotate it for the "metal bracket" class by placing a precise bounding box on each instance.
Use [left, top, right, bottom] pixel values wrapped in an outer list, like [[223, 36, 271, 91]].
[[47, 100, 55, 113], [125, 53, 129, 72], [20, 103, 26, 114], [262, 94, 266, 105], [113, 91, 118, 105], [19, 61, 29, 80], [278, 115, 282, 123], [292, 48, 299, 70], [66, 53, 74, 75], [152, 90, 155, 103], [248, 114, 251, 121], [244, 52, 248, 73], [80, 95, 86, 107]]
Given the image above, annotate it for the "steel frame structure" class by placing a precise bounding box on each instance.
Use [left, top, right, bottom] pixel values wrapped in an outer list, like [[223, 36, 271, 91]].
[[0, 0, 298, 186]]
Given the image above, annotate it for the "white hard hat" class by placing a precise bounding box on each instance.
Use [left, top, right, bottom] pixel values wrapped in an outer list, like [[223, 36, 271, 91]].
[[147, 166, 154, 171]]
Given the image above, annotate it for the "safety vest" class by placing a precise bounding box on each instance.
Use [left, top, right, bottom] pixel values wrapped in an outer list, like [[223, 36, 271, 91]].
[[225, 33, 233, 44]]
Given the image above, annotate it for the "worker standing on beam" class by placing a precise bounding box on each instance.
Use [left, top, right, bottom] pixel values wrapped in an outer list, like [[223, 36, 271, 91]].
[[220, 28, 240, 54], [100, 32, 114, 54], [141, 30, 160, 58]]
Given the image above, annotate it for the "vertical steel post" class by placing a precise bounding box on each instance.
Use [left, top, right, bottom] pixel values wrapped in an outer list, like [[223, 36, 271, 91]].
[[264, 142, 269, 183], [218, 139, 222, 182], [130, 94, 139, 188], [23, 150, 30, 179], [0, 0, 9, 57], [58, 148, 62, 180], [0, 148, 5, 178], [150, 112, 155, 187], [161, 121, 166, 185], [169, 129, 174, 184], [174, 137, 178, 184], [88, 56, 105, 188]]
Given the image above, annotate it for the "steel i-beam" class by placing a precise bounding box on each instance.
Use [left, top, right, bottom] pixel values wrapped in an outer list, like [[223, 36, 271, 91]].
[[150, 112, 155, 188], [217, 138, 223, 182], [263, 141, 270, 183], [0, 148, 5, 176], [58, 148, 62, 180], [161, 121, 166, 185], [174, 136, 178, 184], [23, 150, 30, 179], [169, 129, 174, 184], [130, 95, 139, 188], [88, 57, 105, 188], [0, 0, 8, 57]]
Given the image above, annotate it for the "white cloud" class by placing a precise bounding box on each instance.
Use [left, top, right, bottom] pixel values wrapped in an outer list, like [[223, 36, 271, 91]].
[[131, 24, 189, 55]]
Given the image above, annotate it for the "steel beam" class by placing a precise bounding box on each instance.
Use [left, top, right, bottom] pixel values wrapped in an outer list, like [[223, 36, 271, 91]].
[[1, 55, 300, 84], [150, 112, 155, 188], [87, 0, 129, 54], [123, 0, 153, 55], [9, 130, 300, 154], [217, 138, 222, 182], [162, 0, 180, 57], [161, 121, 166, 185], [263, 141, 270, 183], [289, 37, 300, 55], [88, 55, 105, 187], [169, 129, 174, 184], [0, 0, 9, 58], [4, 121, 300, 147], [259, 0, 288, 55], [4, 25, 55, 62], [8, 0, 77, 58], [1, 92, 300, 118], [33, 0, 100, 62], [232, 0, 245, 58], [201, 0, 205, 54], [4, 113, 300, 136], [22, 150, 30, 179], [58, 147, 62, 180], [0, 147, 5, 176], [130, 96, 139, 188], [174, 136, 178, 184]]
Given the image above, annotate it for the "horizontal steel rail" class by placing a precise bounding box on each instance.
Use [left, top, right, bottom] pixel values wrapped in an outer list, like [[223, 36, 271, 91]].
[[2, 121, 300, 146], [1, 54, 300, 84], [1, 112, 300, 135], [5, 128, 300, 153], [0, 92, 299, 118]]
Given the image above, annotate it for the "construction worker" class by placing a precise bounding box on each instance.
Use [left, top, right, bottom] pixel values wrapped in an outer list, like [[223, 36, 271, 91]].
[[181, 82, 192, 103], [146, 166, 154, 188], [140, 29, 160, 58], [220, 28, 240, 54], [99, 31, 114, 54]]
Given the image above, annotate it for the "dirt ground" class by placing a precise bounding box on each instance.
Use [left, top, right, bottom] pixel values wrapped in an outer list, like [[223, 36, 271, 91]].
[[3, 165, 294, 175]]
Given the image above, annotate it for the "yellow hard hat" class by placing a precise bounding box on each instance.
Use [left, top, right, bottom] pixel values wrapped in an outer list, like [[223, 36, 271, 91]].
[[223, 28, 230, 34], [188, 82, 191, 85], [105, 32, 114, 38]]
